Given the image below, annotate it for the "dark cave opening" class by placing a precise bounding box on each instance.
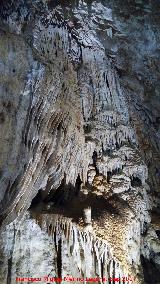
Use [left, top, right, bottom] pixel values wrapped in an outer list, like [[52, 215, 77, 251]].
[[131, 176, 142, 187], [30, 189, 44, 207], [45, 174, 82, 205], [30, 175, 82, 209]]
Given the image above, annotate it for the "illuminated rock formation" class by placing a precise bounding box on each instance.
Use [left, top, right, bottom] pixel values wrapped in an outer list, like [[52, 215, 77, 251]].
[[0, 1, 159, 284]]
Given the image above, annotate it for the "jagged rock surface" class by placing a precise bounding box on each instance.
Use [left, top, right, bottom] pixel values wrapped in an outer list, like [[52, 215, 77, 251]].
[[0, 1, 160, 284]]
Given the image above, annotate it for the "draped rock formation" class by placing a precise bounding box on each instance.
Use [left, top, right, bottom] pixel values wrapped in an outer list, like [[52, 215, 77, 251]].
[[0, 1, 160, 284]]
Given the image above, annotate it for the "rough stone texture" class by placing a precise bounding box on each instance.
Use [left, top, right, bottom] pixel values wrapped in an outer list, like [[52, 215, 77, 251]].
[[0, 213, 57, 284], [0, 1, 159, 284]]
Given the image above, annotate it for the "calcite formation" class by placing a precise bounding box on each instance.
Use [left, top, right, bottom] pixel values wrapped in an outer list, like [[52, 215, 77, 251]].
[[0, 1, 159, 284]]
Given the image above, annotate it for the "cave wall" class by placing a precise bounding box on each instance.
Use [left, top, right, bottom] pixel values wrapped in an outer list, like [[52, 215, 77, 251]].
[[0, 1, 160, 283]]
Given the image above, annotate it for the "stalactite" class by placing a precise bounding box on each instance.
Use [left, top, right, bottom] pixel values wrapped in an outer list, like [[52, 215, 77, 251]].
[[32, 214, 129, 282], [0, 3, 155, 284]]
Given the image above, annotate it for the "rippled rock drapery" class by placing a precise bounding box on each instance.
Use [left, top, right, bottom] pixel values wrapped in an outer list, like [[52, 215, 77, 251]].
[[0, 1, 160, 284]]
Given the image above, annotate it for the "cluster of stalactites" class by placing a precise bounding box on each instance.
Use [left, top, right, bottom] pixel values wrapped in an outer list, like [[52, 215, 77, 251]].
[[36, 214, 131, 283], [96, 147, 148, 184]]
